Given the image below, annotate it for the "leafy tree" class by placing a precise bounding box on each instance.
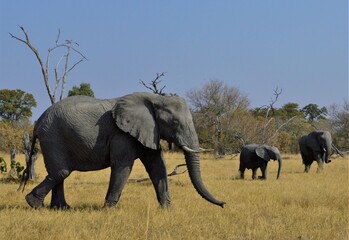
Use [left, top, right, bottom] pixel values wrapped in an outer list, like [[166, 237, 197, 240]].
[[302, 103, 328, 122], [0, 120, 34, 152], [0, 89, 37, 123], [277, 103, 303, 119], [68, 83, 95, 97]]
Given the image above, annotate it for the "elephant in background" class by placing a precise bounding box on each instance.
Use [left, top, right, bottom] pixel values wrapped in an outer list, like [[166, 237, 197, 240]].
[[19, 92, 225, 209], [239, 144, 282, 180], [299, 130, 332, 173]]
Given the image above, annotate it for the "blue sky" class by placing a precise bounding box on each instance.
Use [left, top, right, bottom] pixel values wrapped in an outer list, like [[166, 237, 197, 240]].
[[0, 1, 348, 120]]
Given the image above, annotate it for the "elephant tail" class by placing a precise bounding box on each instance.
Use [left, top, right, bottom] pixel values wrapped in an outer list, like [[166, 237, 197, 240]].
[[17, 133, 38, 192]]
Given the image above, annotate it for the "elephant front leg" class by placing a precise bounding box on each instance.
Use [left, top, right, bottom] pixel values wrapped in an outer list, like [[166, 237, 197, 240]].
[[104, 158, 134, 208], [316, 153, 324, 173], [259, 163, 268, 180], [140, 151, 171, 208], [316, 160, 324, 173]]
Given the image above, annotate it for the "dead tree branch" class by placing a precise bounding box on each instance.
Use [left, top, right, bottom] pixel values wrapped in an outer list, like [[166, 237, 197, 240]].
[[9, 26, 87, 104], [139, 72, 166, 94], [261, 87, 282, 143], [128, 164, 187, 183]]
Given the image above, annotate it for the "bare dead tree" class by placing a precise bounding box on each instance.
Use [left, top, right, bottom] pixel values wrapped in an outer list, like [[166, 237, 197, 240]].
[[9, 26, 87, 104], [9, 148, 17, 178], [261, 87, 282, 142], [23, 133, 38, 180], [257, 87, 298, 144], [139, 72, 166, 94]]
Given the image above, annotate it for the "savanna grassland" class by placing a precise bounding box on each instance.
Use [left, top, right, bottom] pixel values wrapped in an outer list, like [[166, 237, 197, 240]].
[[0, 152, 348, 240]]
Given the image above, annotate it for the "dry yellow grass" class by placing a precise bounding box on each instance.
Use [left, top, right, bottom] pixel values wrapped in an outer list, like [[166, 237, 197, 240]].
[[0, 152, 348, 240]]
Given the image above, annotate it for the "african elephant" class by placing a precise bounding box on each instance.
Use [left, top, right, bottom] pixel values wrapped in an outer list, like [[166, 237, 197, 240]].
[[20, 92, 225, 209], [239, 144, 282, 180], [299, 130, 332, 173]]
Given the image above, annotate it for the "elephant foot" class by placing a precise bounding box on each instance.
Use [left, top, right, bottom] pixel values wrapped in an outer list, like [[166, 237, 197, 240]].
[[103, 200, 117, 209], [50, 203, 71, 210], [326, 159, 331, 163], [159, 200, 171, 209], [25, 192, 44, 209]]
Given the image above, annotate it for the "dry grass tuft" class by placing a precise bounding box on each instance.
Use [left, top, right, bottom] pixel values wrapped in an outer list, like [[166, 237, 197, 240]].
[[0, 152, 348, 239]]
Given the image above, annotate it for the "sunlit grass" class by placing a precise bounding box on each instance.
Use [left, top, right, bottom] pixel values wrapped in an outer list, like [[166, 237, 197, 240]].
[[0, 152, 348, 239]]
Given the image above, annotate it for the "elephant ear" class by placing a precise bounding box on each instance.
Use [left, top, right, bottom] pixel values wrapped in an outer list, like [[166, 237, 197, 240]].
[[112, 93, 160, 150], [255, 146, 270, 161]]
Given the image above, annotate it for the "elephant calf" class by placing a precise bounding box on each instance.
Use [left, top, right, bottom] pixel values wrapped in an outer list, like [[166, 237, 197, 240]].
[[239, 144, 282, 180]]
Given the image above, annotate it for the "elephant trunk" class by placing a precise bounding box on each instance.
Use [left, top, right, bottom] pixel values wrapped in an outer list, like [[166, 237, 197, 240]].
[[323, 149, 331, 163], [276, 157, 282, 179], [321, 132, 332, 163], [184, 151, 225, 208]]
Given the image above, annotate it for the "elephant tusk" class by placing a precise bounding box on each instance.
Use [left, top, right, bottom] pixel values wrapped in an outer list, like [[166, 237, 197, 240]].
[[182, 145, 201, 153], [199, 147, 215, 152]]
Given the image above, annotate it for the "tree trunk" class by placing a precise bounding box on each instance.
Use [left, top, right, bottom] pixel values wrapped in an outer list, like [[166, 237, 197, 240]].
[[23, 133, 38, 179]]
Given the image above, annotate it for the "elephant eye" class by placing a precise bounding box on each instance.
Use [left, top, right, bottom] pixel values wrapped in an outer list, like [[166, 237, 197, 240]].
[[173, 119, 180, 126]]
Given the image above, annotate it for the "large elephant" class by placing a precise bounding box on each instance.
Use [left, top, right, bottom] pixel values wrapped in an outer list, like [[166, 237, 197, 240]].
[[299, 130, 332, 173], [239, 144, 282, 180], [20, 92, 225, 209]]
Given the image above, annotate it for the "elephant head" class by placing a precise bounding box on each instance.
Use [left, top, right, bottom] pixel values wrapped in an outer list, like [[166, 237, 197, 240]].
[[255, 145, 282, 179], [113, 92, 225, 207], [314, 131, 332, 163]]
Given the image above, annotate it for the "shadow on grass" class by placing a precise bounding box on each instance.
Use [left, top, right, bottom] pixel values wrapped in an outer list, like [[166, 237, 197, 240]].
[[0, 203, 106, 212], [0, 177, 21, 184]]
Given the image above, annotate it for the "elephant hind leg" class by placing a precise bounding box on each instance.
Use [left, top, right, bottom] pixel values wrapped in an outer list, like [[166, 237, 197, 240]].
[[239, 168, 245, 179], [140, 151, 170, 208], [26, 169, 71, 209], [50, 181, 71, 209], [252, 169, 258, 180]]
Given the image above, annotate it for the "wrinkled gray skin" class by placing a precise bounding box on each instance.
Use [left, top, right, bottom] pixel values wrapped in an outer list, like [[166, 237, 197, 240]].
[[239, 144, 282, 180], [22, 92, 225, 209], [299, 130, 332, 173]]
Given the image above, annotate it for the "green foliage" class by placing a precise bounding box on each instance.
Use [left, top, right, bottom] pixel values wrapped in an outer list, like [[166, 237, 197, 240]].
[[0, 89, 37, 122], [0, 157, 7, 173], [276, 102, 304, 119], [10, 160, 24, 178], [302, 103, 328, 122], [68, 83, 95, 97], [0, 120, 34, 152]]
